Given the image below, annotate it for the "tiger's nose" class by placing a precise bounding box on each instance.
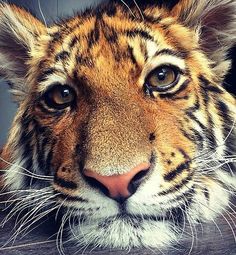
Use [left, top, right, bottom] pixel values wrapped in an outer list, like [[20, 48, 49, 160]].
[[83, 163, 150, 202]]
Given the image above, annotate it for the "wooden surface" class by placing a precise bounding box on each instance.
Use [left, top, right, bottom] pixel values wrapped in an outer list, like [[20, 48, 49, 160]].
[[0, 199, 235, 255]]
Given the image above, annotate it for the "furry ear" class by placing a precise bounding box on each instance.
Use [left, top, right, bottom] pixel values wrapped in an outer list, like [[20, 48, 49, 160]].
[[170, 0, 236, 79], [0, 3, 46, 102]]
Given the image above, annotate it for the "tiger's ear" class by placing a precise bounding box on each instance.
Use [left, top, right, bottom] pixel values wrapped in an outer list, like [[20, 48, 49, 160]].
[[170, 0, 236, 79], [0, 3, 46, 102]]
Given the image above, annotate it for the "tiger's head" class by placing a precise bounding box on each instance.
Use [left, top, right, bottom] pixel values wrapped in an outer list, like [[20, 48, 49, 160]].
[[0, 0, 236, 249]]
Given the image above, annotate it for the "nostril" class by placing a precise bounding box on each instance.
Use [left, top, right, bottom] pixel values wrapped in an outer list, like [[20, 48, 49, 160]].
[[131, 168, 150, 184], [84, 175, 110, 196], [128, 168, 150, 194]]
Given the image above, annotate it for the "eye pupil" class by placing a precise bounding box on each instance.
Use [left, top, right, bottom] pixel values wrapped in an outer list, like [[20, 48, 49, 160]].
[[157, 69, 167, 81], [61, 88, 70, 98]]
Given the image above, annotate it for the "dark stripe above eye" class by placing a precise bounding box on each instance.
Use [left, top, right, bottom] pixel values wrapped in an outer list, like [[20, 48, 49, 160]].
[[154, 48, 188, 59], [37, 68, 56, 83]]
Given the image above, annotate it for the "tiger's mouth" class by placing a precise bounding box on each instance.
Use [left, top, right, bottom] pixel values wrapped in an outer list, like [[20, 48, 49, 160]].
[[66, 199, 183, 228], [99, 213, 171, 225]]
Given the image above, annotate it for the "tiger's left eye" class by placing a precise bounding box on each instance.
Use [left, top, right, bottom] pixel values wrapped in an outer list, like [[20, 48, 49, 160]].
[[145, 66, 179, 92], [44, 84, 76, 109]]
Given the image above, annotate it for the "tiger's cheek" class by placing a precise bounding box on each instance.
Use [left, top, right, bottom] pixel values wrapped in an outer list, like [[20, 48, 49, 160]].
[[147, 103, 197, 189]]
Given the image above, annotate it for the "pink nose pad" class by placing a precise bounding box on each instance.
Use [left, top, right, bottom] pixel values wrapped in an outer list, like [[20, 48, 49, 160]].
[[84, 162, 150, 199]]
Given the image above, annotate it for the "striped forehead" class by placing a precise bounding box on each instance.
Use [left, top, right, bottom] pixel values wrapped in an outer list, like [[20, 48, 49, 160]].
[[36, 11, 187, 93]]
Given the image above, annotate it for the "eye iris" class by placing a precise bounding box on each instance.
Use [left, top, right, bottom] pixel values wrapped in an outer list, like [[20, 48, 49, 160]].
[[53, 87, 74, 105], [147, 66, 177, 89], [44, 85, 75, 108]]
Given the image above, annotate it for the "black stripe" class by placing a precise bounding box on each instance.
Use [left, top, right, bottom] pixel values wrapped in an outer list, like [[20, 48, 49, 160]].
[[172, 95, 189, 100], [159, 171, 194, 195], [47, 32, 63, 53], [203, 188, 210, 201], [36, 134, 46, 176], [164, 160, 191, 181], [163, 186, 195, 208], [185, 95, 200, 113], [125, 29, 154, 41], [178, 148, 190, 160], [50, 31, 62, 43], [199, 76, 218, 149], [19, 113, 36, 187], [127, 46, 137, 65], [216, 100, 236, 174], [155, 48, 188, 59], [167, 207, 184, 224], [160, 79, 190, 99], [186, 112, 206, 130], [69, 36, 80, 48], [87, 21, 100, 48], [54, 175, 78, 189], [180, 127, 204, 149], [37, 68, 55, 83], [76, 55, 94, 67], [45, 150, 53, 175], [199, 75, 223, 94], [143, 14, 162, 24], [103, 25, 118, 43], [199, 75, 210, 106], [35, 124, 53, 176], [55, 191, 88, 203], [55, 51, 70, 61], [216, 100, 230, 117], [104, 4, 117, 17]]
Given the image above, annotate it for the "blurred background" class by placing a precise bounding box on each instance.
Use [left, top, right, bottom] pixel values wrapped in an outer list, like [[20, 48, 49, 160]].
[[0, 0, 235, 146]]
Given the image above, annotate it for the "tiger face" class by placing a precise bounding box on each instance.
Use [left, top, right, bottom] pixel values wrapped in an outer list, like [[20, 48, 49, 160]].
[[0, 0, 236, 250]]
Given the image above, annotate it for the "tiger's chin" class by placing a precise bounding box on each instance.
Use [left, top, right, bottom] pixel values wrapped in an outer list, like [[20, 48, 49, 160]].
[[64, 179, 233, 250], [69, 214, 178, 249]]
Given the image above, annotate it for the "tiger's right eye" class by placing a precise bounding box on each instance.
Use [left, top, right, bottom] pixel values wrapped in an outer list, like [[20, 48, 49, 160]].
[[44, 84, 76, 109]]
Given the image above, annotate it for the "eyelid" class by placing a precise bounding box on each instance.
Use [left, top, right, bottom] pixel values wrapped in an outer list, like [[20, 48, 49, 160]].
[[139, 54, 186, 86], [39, 82, 76, 96]]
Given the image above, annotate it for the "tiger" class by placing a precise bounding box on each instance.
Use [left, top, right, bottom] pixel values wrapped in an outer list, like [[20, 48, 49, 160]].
[[0, 0, 235, 251]]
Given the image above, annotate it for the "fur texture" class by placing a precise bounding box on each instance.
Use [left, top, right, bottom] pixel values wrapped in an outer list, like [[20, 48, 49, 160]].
[[0, 0, 236, 251]]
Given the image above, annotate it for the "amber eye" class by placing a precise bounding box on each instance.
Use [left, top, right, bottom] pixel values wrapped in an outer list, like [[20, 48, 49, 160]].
[[44, 84, 76, 109], [145, 66, 179, 92]]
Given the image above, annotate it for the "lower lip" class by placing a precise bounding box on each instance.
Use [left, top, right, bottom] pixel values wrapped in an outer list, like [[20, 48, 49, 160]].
[[108, 213, 167, 222]]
